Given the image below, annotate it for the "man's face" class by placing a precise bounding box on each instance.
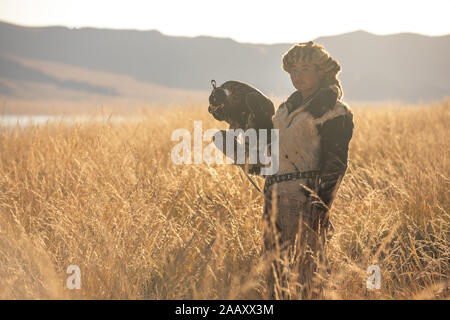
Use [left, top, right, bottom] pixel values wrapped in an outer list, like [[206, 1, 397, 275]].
[[289, 61, 322, 93]]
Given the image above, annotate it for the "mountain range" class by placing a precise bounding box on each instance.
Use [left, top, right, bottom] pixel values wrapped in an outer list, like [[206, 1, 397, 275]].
[[1, 20, 449, 106]]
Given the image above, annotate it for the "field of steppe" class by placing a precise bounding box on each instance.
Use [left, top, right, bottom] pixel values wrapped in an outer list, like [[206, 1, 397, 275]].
[[0, 99, 448, 299]]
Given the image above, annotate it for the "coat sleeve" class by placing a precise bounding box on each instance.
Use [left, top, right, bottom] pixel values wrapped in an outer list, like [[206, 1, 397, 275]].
[[316, 111, 354, 209]]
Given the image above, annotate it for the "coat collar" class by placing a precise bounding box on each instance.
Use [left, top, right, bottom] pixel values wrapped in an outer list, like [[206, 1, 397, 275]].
[[286, 88, 322, 114]]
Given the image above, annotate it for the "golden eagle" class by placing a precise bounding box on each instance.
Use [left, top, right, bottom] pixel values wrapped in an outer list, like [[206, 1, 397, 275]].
[[208, 80, 274, 131], [208, 80, 275, 176]]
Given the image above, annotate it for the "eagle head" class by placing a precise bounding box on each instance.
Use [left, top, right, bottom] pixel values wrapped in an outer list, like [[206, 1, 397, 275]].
[[208, 85, 228, 121]]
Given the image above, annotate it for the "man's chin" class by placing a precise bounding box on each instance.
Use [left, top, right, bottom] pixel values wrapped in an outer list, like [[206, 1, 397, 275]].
[[293, 84, 307, 91]]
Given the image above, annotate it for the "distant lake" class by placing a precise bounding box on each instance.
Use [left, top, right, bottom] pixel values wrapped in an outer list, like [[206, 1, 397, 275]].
[[0, 115, 140, 127]]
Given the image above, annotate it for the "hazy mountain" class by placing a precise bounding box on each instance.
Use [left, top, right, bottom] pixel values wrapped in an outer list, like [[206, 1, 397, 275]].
[[0, 20, 449, 103]]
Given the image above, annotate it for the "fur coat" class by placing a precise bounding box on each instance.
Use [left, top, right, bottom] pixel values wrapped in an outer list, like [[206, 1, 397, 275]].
[[263, 84, 354, 232]]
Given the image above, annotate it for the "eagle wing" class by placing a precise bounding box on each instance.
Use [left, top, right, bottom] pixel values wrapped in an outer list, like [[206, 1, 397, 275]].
[[244, 91, 275, 129]]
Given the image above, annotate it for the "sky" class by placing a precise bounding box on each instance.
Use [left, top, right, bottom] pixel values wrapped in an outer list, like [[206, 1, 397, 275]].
[[1, 0, 449, 44]]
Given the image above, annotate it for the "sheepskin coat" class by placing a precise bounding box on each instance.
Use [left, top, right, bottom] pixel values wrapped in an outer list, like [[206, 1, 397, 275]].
[[263, 85, 354, 234]]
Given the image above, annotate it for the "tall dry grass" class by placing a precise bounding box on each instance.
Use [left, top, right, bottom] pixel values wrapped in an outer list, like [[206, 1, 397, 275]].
[[0, 100, 448, 299]]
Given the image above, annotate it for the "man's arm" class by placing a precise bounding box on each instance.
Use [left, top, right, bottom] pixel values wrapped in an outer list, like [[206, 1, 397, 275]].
[[316, 112, 354, 209]]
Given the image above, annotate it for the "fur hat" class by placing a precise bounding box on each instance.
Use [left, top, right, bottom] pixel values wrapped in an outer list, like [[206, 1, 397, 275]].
[[282, 41, 343, 99]]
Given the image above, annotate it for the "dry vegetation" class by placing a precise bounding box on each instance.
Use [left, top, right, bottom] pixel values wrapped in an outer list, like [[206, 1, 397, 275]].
[[0, 99, 448, 299]]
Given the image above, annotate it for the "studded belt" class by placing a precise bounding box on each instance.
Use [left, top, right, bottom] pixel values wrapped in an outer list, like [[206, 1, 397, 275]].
[[263, 170, 320, 193]]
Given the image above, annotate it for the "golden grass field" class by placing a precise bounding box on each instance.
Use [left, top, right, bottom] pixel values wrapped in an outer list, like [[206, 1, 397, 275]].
[[0, 99, 448, 299]]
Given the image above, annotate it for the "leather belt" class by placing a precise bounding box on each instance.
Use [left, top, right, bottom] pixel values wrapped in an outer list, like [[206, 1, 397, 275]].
[[264, 170, 320, 193]]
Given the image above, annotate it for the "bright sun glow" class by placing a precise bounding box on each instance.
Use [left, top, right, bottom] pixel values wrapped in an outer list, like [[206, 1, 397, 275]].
[[0, 0, 449, 43]]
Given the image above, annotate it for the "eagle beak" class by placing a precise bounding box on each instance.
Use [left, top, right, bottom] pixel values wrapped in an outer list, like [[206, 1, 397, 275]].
[[209, 104, 224, 113]]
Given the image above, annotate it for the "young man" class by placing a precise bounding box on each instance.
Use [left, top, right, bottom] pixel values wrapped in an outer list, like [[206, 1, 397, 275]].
[[264, 41, 354, 299]]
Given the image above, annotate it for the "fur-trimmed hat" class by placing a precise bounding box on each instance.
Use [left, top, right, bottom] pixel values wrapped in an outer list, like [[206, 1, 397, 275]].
[[282, 41, 343, 99]]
